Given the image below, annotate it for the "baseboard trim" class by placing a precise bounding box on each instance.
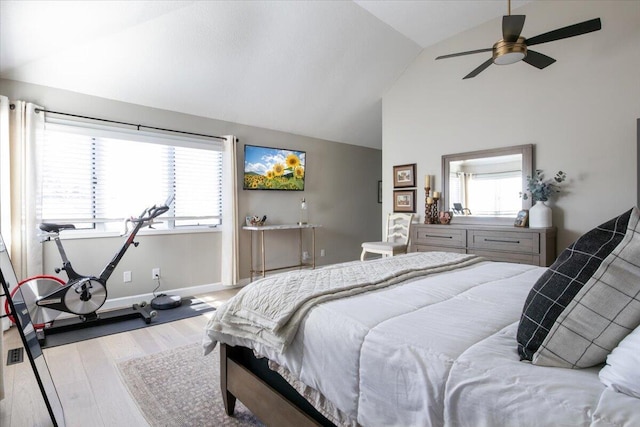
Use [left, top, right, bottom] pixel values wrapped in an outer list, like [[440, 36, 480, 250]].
[[101, 281, 247, 311]]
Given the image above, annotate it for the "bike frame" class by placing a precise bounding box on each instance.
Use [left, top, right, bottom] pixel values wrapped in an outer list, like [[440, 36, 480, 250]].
[[36, 199, 171, 317], [53, 206, 157, 285]]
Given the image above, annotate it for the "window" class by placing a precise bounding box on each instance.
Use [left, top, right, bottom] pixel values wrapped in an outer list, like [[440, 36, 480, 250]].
[[449, 171, 520, 216], [40, 123, 223, 232], [467, 171, 521, 216]]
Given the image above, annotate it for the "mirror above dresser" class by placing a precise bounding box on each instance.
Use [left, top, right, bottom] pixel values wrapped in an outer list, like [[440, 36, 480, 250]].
[[442, 144, 533, 226]]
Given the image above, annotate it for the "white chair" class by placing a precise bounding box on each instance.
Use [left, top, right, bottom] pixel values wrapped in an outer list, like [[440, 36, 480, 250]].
[[360, 213, 414, 261]]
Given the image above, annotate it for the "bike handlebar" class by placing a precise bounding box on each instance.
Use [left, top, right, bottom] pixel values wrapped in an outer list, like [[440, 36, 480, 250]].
[[133, 196, 174, 223], [147, 204, 169, 220]]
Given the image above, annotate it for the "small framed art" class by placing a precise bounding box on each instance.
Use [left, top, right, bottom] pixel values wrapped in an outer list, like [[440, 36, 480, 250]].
[[393, 164, 416, 188], [514, 210, 529, 227], [393, 189, 416, 213]]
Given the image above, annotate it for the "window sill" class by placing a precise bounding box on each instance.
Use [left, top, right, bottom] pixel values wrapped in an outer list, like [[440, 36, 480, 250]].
[[54, 226, 220, 240]]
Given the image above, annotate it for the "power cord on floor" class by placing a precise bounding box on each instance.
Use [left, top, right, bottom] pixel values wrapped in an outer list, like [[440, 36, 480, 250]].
[[152, 275, 162, 297], [150, 275, 181, 310]]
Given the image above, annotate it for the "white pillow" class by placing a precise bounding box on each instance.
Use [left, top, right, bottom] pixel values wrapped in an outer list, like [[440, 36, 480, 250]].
[[599, 325, 640, 399]]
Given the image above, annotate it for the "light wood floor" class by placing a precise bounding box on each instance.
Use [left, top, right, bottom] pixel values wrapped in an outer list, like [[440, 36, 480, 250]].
[[0, 288, 240, 427]]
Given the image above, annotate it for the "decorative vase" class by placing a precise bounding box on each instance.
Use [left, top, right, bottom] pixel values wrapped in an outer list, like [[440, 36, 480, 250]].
[[529, 200, 552, 228]]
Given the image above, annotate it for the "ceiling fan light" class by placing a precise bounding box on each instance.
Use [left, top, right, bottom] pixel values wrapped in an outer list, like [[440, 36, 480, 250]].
[[494, 51, 526, 65], [492, 38, 527, 65]]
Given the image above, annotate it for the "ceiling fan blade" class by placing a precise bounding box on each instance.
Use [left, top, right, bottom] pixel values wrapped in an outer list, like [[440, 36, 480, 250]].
[[436, 48, 492, 60], [503, 15, 526, 42], [463, 58, 494, 79], [526, 18, 601, 47], [523, 50, 556, 69]]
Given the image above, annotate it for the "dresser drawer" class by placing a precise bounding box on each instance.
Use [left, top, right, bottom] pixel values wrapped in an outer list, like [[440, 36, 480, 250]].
[[469, 249, 540, 265], [467, 230, 539, 254], [413, 244, 466, 254], [414, 227, 466, 248]]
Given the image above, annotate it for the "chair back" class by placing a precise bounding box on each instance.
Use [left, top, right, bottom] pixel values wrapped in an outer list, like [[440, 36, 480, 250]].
[[385, 213, 414, 246]]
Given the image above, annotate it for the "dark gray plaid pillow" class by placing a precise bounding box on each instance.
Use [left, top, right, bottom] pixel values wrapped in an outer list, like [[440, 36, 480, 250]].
[[517, 208, 633, 365]]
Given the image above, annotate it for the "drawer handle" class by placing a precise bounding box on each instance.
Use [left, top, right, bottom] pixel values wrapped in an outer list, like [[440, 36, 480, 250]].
[[425, 234, 453, 239], [484, 238, 520, 244]]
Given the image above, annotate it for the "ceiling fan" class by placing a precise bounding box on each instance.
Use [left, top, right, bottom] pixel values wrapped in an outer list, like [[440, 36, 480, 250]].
[[435, 0, 601, 79]]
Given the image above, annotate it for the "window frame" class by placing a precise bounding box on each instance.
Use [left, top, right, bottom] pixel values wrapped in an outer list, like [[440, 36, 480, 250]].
[[39, 118, 224, 237]]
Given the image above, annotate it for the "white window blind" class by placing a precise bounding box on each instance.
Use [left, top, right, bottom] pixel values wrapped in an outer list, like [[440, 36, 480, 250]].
[[40, 133, 95, 228], [174, 146, 222, 226], [40, 122, 222, 232]]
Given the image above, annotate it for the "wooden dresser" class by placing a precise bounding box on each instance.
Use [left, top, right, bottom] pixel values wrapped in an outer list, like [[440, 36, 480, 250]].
[[411, 224, 556, 267]]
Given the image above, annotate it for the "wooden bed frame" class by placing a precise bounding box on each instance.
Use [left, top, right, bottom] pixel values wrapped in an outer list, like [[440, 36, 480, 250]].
[[220, 343, 336, 426]]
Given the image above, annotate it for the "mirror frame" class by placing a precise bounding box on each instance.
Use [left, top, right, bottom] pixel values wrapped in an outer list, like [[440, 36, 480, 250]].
[[0, 236, 66, 426], [442, 144, 533, 225]]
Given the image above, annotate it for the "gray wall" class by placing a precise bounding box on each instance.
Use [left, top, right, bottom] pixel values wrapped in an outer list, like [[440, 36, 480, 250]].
[[0, 79, 382, 300], [383, 1, 640, 251]]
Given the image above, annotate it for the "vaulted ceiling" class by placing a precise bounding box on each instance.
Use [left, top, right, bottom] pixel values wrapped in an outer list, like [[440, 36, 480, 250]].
[[0, 1, 532, 149]]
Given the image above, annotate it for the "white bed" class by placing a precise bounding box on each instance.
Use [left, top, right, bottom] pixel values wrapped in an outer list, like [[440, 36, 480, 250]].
[[204, 250, 640, 427]]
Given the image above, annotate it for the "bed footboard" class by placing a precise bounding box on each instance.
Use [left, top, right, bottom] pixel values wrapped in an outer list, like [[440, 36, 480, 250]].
[[219, 343, 334, 427]]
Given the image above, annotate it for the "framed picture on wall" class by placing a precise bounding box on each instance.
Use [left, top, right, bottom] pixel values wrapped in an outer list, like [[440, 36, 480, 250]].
[[393, 189, 416, 212], [393, 164, 416, 188], [243, 144, 306, 191]]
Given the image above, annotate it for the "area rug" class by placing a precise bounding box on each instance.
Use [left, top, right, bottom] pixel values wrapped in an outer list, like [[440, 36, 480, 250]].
[[41, 297, 215, 348], [117, 342, 263, 427]]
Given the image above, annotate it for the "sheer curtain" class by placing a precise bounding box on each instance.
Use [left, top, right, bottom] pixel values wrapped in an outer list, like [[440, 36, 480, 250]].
[[1, 96, 10, 335], [6, 101, 45, 280], [462, 173, 472, 209], [221, 135, 239, 286], [450, 172, 471, 210], [0, 95, 8, 400], [0, 96, 10, 255]]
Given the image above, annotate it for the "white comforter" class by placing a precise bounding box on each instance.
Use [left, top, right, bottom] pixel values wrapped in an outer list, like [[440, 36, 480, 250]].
[[444, 322, 640, 427], [204, 255, 638, 427], [204, 252, 482, 353]]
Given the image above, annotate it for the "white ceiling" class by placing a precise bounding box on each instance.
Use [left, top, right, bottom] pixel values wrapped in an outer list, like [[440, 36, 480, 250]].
[[0, 0, 532, 149]]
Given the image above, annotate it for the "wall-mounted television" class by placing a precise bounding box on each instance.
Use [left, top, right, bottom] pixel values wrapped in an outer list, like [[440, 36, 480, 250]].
[[243, 144, 306, 191]]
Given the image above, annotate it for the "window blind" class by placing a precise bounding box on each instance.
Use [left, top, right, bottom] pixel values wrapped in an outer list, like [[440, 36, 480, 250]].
[[40, 120, 223, 231]]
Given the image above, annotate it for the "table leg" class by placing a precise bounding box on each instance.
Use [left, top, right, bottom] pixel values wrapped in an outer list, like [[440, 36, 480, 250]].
[[249, 230, 254, 281], [260, 230, 266, 278], [312, 227, 316, 269], [299, 228, 303, 266]]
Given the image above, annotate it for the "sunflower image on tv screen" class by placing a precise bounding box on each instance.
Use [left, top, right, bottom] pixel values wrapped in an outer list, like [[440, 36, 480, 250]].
[[243, 145, 306, 191]]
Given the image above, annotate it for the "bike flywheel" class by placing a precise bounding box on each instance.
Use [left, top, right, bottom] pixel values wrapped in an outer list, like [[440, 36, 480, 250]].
[[64, 279, 107, 315], [17, 276, 65, 326]]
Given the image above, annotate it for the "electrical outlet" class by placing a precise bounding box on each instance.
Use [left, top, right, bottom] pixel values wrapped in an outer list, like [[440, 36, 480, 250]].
[[123, 271, 132, 283], [152, 267, 160, 279], [320, 249, 325, 257]]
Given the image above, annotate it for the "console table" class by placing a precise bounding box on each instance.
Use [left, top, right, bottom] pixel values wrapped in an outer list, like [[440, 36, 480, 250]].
[[411, 224, 556, 267], [243, 224, 321, 281]]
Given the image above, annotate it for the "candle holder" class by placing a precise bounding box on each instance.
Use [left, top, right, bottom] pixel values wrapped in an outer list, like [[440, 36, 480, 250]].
[[424, 187, 432, 224], [429, 197, 440, 224], [424, 188, 440, 224]]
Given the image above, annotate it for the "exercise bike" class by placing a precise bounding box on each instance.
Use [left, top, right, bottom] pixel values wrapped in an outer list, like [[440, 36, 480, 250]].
[[4, 196, 174, 342]]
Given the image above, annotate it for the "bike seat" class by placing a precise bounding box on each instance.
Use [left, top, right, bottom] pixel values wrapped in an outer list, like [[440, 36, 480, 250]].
[[39, 223, 76, 233]]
